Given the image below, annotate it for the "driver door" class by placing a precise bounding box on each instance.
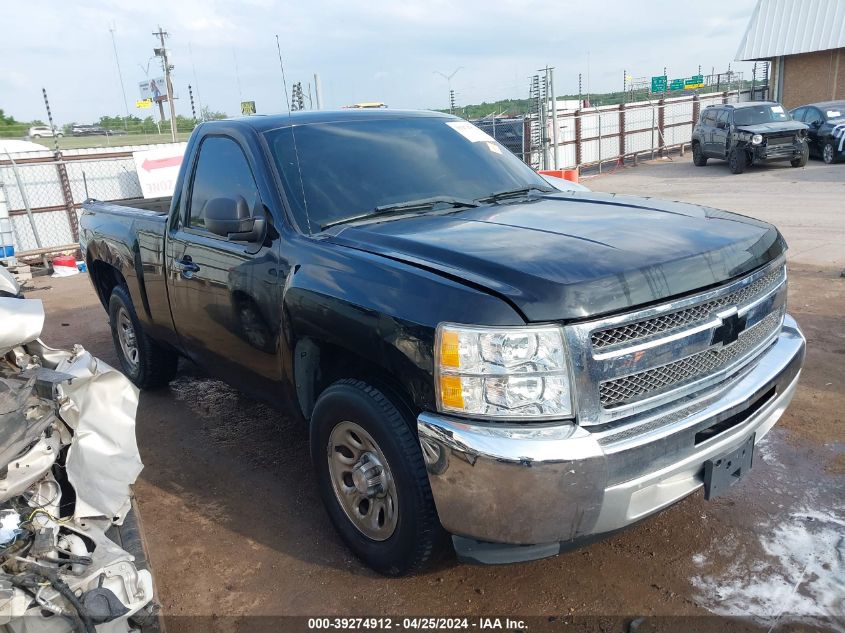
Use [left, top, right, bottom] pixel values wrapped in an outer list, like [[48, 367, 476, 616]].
[[166, 134, 283, 392]]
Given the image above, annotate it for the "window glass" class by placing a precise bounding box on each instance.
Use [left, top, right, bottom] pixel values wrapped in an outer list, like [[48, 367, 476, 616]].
[[791, 107, 807, 122], [188, 136, 259, 229], [702, 110, 717, 125], [716, 110, 730, 125], [733, 105, 790, 126], [807, 108, 824, 125], [824, 103, 845, 120], [266, 117, 552, 233]]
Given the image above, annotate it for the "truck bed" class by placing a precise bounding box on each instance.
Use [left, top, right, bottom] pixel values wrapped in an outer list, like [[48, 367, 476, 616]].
[[87, 196, 172, 215]]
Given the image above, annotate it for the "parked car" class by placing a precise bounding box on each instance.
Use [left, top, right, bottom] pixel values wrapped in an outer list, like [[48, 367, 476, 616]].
[[28, 125, 62, 138], [72, 124, 107, 136], [81, 110, 805, 575], [789, 100, 845, 164], [691, 102, 808, 173]]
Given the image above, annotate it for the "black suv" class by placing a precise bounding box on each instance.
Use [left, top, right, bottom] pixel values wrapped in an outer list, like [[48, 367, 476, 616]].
[[691, 102, 809, 174]]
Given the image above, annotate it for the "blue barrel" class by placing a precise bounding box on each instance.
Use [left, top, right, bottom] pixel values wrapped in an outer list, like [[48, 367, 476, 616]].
[[0, 217, 13, 259]]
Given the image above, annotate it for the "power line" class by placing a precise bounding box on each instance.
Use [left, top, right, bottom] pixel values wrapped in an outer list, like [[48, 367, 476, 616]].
[[108, 23, 131, 130]]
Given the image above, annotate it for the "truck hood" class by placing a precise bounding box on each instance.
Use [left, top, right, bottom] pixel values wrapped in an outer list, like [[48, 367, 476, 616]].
[[735, 121, 807, 135], [326, 192, 786, 322]]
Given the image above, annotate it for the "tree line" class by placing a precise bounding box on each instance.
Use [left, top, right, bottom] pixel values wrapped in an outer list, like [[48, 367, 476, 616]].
[[0, 107, 228, 138]]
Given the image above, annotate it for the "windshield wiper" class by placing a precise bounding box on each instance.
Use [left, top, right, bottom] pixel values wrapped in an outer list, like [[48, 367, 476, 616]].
[[322, 196, 478, 230], [476, 186, 554, 204]]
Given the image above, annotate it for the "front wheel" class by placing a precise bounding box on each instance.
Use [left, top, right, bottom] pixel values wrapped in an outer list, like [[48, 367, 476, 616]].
[[108, 285, 178, 389], [822, 142, 837, 164], [728, 148, 747, 174], [692, 142, 707, 166], [791, 144, 809, 168], [310, 379, 445, 576]]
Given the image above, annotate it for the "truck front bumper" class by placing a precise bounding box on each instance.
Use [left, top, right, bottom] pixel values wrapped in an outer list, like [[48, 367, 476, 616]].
[[417, 315, 805, 564]]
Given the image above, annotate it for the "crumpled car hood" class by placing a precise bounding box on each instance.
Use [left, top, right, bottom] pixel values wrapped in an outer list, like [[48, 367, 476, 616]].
[[0, 296, 154, 629], [735, 121, 807, 134]]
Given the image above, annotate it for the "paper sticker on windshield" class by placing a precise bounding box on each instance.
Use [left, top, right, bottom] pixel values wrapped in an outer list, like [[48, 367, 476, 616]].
[[827, 110, 842, 118], [771, 105, 784, 113], [446, 121, 494, 143], [486, 142, 502, 154]]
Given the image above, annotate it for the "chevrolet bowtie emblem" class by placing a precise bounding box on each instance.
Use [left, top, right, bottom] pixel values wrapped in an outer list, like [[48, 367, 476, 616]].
[[711, 310, 747, 347]]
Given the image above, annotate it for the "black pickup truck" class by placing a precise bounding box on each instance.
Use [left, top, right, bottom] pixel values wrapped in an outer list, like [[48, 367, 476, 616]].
[[81, 109, 805, 575]]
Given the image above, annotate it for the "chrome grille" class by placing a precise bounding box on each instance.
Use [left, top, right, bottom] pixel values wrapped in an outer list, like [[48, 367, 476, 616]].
[[599, 309, 783, 409], [591, 266, 785, 350], [564, 259, 788, 426]]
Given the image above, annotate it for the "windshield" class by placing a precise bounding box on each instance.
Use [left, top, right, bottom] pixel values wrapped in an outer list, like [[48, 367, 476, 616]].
[[733, 105, 791, 126], [265, 116, 551, 233]]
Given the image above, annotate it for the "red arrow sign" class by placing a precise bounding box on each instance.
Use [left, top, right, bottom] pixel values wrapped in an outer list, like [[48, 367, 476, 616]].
[[141, 156, 182, 171]]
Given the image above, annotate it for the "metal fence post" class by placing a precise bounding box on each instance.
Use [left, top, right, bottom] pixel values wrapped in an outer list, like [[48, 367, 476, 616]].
[[574, 109, 583, 168], [692, 94, 701, 129], [54, 151, 81, 257], [618, 103, 626, 163], [657, 99, 666, 157]]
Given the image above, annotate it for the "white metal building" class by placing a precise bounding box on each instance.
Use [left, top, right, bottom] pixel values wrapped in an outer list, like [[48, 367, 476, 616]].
[[736, 0, 845, 107]]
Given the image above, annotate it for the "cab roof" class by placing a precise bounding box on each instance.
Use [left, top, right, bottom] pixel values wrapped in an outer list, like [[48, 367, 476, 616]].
[[201, 109, 453, 134]]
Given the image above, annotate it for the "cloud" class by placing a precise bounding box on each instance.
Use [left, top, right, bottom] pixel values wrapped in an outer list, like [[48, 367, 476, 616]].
[[2, 0, 759, 123]]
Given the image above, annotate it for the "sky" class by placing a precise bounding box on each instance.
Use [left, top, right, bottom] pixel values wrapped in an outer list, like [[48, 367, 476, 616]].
[[3, 0, 760, 124]]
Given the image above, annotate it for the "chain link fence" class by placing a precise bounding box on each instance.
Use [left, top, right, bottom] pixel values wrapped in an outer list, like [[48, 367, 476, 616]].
[[0, 144, 175, 262]]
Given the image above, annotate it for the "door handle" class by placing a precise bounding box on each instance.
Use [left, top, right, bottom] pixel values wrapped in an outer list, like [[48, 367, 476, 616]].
[[173, 256, 200, 278]]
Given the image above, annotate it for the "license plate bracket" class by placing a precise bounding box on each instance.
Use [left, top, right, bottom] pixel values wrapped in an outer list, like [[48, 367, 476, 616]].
[[703, 434, 755, 500]]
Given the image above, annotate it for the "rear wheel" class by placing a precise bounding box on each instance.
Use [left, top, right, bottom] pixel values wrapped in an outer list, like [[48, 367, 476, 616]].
[[728, 148, 746, 174], [310, 379, 445, 576], [692, 142, 707, 166], [108, 285, 178, 389], [822, 142, 836, 164], [791, 144, 809, 168]]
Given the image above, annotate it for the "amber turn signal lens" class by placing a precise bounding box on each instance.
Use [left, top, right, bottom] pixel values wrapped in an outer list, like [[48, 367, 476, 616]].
[[439, 375, 464, 409], [440, 330, 460, 368]]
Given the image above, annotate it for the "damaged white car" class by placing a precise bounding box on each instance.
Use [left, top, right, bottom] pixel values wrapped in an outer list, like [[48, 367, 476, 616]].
[[0, 268, 156, 633]]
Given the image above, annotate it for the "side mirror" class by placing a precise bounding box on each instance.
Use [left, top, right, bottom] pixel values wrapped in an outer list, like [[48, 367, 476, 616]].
[[204, 196, 266, 242]]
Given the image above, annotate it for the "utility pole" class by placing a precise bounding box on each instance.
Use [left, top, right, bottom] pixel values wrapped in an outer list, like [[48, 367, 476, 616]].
[[548, 66, 558, 170], [109, 24, 131, 131], [313, 73, 323, 109], [153, 26, 177, 142]]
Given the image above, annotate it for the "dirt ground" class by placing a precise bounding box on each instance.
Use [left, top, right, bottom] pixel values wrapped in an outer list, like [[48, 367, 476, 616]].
[[24, 155, 845, 632]]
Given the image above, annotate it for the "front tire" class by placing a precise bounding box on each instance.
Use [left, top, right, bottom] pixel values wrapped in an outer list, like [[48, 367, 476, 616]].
[[692, 142, 707, 166], [310, 379, 445, 576], [822, 142, 837, 164], [728, 148, 746, 174], [108, 285, 178, 389], [791, 144, 809, 168]]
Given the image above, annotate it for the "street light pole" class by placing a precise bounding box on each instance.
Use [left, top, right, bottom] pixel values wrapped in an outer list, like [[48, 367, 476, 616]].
[[434, 67, 463, 114]]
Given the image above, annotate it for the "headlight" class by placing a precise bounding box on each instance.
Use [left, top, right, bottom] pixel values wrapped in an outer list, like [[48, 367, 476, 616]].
[[751, 134, 763, 145], [435, 323, 572, 420]]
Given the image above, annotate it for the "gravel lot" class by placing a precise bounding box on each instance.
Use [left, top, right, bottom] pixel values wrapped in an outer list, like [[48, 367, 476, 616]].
[[26, 155, 845, 632]]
